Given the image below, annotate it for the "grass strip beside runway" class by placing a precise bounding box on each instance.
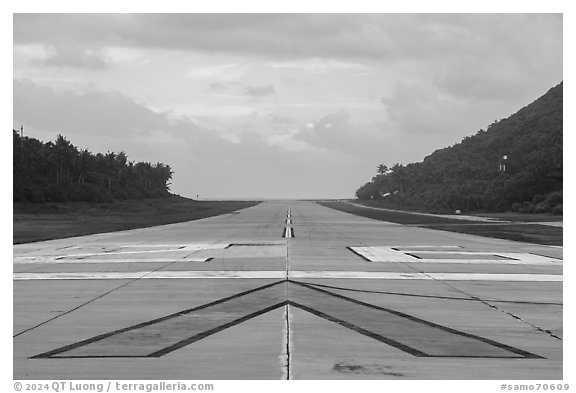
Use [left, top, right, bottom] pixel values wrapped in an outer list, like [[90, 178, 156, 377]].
[[13, 196, 260, 244], [318, 201, 562, 246]]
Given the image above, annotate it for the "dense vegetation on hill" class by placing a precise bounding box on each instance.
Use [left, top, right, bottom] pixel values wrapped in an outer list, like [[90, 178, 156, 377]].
[[356, 82, 563, 214], [13, 131, 173, 203]]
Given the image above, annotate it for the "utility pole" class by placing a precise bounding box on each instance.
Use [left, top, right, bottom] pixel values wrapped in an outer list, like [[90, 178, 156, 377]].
[[20, 125, 26, 168]]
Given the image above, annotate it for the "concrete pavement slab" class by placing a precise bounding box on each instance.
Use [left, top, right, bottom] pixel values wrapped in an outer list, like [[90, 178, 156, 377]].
[[14, 200, 563, 379]]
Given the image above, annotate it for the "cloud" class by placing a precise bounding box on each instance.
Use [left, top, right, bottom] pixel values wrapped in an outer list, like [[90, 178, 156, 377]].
[[11, 14, 563, 199], [382, 76, 539, 139], [188, 111, 309, 152], [295, 110, 390, 156], [186, 63, 249, 80], [267, 58, 368, 74], [433, 56, 552, 102], [14, 14, 562, 65], [241, 84, 276, 98], [380, 81, 464, 136], [13, 80, 358, 198], [13, 79, 173, 139], [31, 45, 109, 69], [209, 82, 227, 90], [208, 81, 276, 98]]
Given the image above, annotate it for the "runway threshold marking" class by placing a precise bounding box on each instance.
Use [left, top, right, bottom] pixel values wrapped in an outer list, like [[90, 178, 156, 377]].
[[13, 258, 212, 264], [14, 244, 229, 264], [13, 271, 562, 281], [32, 280, 542, 360], [349, 246, 562, 265]]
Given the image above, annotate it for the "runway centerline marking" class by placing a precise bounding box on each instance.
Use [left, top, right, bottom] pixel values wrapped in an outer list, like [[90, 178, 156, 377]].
[[32, 280, 542, 360], [283, 227, 294, 238]]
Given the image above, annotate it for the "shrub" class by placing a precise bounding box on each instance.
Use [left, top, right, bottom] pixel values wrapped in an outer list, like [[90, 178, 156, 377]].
[[77, 184, 103, 202], [518, 202, 533, 213], [543, 191, 562, 207], [43, 184, 69, 202], [532, 194, 545, 204]]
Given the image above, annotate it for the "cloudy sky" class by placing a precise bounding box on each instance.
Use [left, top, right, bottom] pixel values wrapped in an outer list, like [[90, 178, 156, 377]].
[[13, 13, 562, 199]]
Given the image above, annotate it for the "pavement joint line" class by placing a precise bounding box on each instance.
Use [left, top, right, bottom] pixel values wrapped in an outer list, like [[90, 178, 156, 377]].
[[294, 216, 552, 282], [13, 258, 211, 264], [386, 259, 559, 265], [32, 280, 288, 359], [14, 202, 563, 378], [229, 243, 286, 246], [282, 304, 292, 379], [284, 201, 292, 380], [391, 245, 464, 249], [305, 203, 373, 250], [31, 278, 543, 360], [289, 272, 562, 281], [12, 272, 151, 338], [13, 243, 230, 263], [283, 201, 292, 373], [13, 271, 563, 281], [329, 217, 565, 343], [410, 269, 564, 341], [300, 282, 563, 306], [287, 304, 294, 378], [286, 201, 291, 280], [13, 240, 236, 338], [473, 295, 563, 340], [348, 246, 562, 265], [291, 281, 543, 359]]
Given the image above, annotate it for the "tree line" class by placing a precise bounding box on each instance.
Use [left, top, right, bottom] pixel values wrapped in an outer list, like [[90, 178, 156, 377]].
[[14, 130, 173, 203], [356, 82, 563, 214]]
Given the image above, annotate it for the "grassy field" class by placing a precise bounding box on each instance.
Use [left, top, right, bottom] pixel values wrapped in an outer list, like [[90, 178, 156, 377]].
[[318, 200, 562, 246], [353, 200, 563, 221], [13, 196, 260, 244], [421, 223, 562, 246]]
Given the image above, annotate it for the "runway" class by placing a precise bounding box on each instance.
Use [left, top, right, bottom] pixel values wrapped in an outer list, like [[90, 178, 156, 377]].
[[13, 200, 563, 379]]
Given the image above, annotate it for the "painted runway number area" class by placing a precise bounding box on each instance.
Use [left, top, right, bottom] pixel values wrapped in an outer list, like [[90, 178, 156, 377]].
[[13, 201, 563, 379]]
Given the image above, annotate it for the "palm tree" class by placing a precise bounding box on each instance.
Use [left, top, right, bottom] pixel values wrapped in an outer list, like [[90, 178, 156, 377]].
[[51, 134, 76, 184], [74, 149, 92, 184], [377, 164, 388, 176]]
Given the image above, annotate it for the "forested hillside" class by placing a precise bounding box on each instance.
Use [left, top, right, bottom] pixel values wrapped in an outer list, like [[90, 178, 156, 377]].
[[356, 82, 562, 214], [13, 131, 173, 203]]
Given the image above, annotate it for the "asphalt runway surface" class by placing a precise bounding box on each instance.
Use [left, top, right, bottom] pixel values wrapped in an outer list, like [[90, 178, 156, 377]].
[[13, 201, 563, 379]]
